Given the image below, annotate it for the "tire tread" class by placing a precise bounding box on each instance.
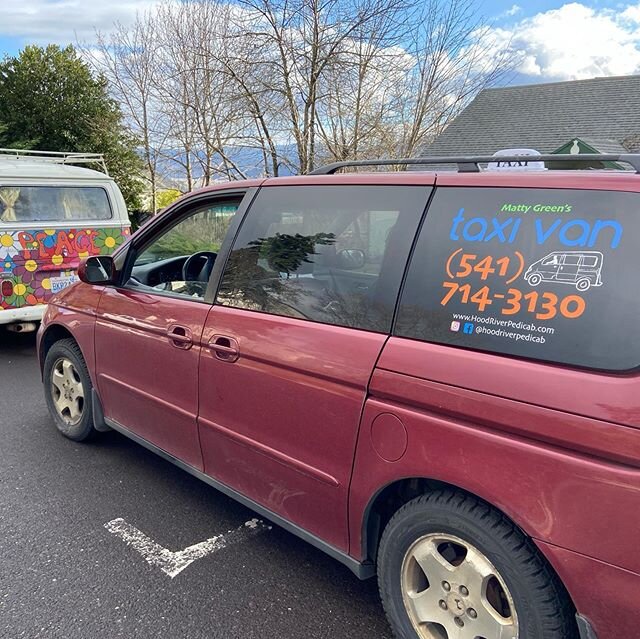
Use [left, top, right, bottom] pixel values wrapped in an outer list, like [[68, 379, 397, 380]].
[[43, 338, 96, 442], [377, 489, 577, 639]]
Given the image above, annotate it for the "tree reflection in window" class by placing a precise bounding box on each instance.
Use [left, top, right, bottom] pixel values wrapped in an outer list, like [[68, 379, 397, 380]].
[[218, 229, 395, 329], [260, 232, 335, 275], [218, 232, 334, 318]]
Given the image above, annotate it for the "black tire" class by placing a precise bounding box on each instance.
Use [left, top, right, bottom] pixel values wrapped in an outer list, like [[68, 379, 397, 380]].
[[378, 490, 577, 639], [43, 338, 96, 442]]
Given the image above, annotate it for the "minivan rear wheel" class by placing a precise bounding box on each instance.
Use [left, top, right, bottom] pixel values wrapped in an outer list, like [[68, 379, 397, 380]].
[[377, 490, 577, 639], [44, 338, 96, 442], [576, 278, 591, 292]]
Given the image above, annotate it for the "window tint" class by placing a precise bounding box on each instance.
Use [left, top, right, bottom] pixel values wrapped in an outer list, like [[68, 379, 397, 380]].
[[395, 187, 640, 370], [0, 186, 111, 222], [130, 202, 239, 300], [216, 185, 429, 332]]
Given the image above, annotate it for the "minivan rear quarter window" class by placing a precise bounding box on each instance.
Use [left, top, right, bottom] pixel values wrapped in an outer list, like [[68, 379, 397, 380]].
[[395, 187, 640, 370]]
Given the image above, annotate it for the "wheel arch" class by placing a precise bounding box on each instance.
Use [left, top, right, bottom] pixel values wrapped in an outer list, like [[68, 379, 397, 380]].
[[39, 323, 78, 374], [362, 476, 559, 573], [362, 477, 468, 565], [360, 476, 580, 626]]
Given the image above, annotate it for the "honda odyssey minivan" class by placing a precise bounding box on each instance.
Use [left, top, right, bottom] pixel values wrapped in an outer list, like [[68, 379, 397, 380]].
[[38, 153, 640, 639]]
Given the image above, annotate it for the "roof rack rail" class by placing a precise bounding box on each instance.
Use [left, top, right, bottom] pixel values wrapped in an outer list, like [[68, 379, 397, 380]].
[[308, 153, 640, 175], [0, 148, 109, 174]]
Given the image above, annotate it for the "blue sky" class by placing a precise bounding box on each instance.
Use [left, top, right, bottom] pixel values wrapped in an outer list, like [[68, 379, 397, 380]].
[[0, 1, 555, 57], [1, 0, 639, 83], [487, 0, 626, 22]]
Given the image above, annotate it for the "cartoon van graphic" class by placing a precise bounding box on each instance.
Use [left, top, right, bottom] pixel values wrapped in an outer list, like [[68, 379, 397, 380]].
[[524, 250, 604, 292]]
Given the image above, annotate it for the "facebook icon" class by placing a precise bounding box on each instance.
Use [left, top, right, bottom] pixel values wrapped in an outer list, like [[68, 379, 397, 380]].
[[463, 322, 475, 334]]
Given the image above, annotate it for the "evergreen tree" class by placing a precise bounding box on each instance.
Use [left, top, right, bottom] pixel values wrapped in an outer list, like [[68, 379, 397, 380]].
[[0, 44, 143, 209]]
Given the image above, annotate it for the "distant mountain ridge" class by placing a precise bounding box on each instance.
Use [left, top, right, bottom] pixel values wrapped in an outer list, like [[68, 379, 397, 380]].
[[155, 145, 297, 187]]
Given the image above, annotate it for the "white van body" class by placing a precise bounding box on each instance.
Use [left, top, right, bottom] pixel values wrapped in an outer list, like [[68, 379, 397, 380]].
[[524, 250, 604, 292], [0, 151, 130, 327]]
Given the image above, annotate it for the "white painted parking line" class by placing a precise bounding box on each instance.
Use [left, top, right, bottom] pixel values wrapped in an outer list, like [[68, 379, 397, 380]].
[[104, 517, 271, 578]]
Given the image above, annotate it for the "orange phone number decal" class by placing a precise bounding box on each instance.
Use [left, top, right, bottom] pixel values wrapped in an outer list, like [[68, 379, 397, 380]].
[[441, 252, 586, 320]]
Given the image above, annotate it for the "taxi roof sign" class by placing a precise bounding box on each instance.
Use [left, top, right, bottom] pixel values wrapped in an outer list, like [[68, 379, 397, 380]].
[[310, 153, 640, 174], [487, 148, 546, 171]]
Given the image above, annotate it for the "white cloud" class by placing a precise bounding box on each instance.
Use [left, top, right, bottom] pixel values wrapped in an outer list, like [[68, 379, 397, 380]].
[[504, 4, 522, 18], [0, 0, 161, 45], [621, 4, 640, 22], [493, 2, 640, 80]]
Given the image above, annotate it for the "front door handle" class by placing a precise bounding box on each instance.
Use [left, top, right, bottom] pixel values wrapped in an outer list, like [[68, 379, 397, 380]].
[[167, 324, 193, 350], [209, 334, 240, 362]]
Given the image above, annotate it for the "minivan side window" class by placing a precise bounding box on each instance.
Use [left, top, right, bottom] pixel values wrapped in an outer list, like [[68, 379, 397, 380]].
[[129, 202, 239, 300], [395, 187, 640, 370], [216, 185, 430, 332], [0, 186, 111, 222]]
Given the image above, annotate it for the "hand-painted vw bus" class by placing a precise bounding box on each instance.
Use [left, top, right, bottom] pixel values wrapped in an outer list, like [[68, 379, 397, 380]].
[[0, 149, 130, 331]]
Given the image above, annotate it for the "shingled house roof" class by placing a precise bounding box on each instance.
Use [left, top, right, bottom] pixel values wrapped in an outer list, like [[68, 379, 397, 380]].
[[420, 75, 640, 158]]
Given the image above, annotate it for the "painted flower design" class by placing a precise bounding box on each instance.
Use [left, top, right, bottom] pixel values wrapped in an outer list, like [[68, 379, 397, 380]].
[[50, 253, 65, 268], [13, 258, 39, 284], [4, 278, 36, 308], [94, 228, 124, 254], [1, 254, 16, 274], [0, 232, 20, 259], [31, 274, 52, 303], [41, 229, 58, 250]]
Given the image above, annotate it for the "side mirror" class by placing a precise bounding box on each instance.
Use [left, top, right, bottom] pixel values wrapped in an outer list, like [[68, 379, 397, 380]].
[[78, 255, 116, 285], [336, 248, 365, 270]]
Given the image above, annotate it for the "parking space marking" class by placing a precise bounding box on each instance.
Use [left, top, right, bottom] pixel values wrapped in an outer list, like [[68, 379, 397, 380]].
[[104, 517, 271, 578]]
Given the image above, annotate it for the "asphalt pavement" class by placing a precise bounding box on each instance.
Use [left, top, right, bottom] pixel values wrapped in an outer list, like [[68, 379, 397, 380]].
[[0, 328, 391, 639]]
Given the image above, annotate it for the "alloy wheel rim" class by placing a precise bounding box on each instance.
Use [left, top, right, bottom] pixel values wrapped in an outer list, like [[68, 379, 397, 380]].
[[401, 532, 518, 639], [50, 357, 85, 426]]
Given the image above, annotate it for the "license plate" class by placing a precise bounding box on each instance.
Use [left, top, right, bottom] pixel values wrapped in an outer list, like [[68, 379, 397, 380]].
[[50, 274, 79, 294]]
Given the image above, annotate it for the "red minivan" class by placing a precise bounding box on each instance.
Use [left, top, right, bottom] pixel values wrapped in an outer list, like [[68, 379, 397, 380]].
[[37, 155, 640, 639]]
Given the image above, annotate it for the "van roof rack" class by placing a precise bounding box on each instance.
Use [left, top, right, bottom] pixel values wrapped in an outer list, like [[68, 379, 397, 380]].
[[0, 148, 109, 174], [308, 153, 640, 175]]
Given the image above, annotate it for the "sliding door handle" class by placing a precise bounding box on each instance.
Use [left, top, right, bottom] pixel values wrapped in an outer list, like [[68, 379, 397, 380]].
[[208, 335, 240, 362]]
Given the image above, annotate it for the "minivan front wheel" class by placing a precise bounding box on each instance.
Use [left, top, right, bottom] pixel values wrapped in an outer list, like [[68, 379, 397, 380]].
[[44, 338, 96, 441], [378, 491, 576, 639], [526, 272, 542, 286]]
